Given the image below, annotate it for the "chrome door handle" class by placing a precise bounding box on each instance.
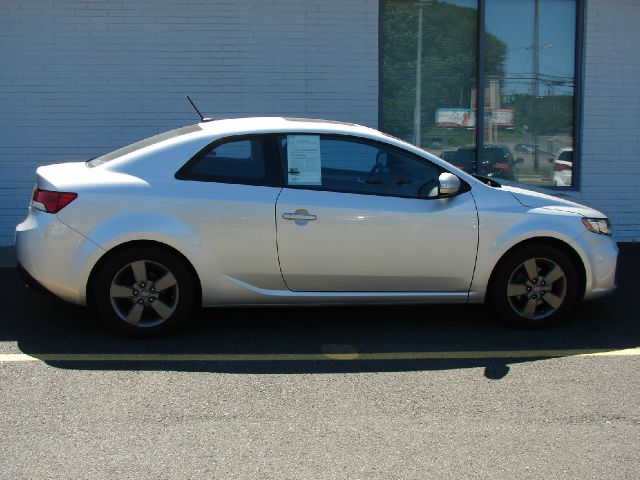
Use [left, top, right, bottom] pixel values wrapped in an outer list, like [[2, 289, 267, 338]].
[[282, 210, 317, 221]]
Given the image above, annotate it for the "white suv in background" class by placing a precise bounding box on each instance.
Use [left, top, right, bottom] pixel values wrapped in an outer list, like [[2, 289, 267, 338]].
[[552, 147, 573, 187]]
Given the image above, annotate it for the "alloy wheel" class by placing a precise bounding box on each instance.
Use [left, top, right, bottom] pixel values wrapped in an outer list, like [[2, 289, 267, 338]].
[[109, 260, 179, 327], [506, 257, 567, 320]]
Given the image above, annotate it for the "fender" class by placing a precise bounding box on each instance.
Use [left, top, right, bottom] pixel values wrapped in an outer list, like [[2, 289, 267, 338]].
[[469, 189, 589, 302], [72, 210, 220, 305]]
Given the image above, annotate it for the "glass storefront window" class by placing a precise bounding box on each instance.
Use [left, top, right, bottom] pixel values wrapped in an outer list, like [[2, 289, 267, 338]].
[[484, 0, 576, 186], [381, 0, 478, 172], [381, 0, 579, 188]]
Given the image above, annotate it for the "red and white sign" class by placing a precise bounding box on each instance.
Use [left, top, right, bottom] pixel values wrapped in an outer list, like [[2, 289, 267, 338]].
[[435, 109, 475, 127], [435, 108, 513, 127]]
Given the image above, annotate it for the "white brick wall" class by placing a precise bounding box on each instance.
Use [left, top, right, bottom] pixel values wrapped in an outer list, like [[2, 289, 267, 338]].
[[573, 0, 640, 242], [2, 0, 639, 246], [0, 0, 379, 246]]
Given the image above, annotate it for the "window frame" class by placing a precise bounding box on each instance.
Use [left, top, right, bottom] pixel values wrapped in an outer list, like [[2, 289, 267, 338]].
[[277, 133, 469, 200], [174, 134, 284, 187]]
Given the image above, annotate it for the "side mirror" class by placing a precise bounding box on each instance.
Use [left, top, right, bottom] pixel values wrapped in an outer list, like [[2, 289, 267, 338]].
[[515, 157, 525, 165], [438, 172, 461, 196]]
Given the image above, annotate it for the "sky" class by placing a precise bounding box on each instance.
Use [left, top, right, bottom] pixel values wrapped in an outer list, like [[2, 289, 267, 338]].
[[443, 0, 577, 95]]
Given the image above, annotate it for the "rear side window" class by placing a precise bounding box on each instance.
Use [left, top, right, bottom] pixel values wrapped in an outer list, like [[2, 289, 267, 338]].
[[176, 135, 282, 187], [190, 140, 264, 178]]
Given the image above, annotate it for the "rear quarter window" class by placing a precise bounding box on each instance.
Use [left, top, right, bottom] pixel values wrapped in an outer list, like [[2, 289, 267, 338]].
[[189, 140, 265, 179], [175, 135, 282, 187]]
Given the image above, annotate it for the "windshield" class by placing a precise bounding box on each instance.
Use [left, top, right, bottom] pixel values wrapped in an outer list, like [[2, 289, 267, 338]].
[[86, 124, 202, 167]]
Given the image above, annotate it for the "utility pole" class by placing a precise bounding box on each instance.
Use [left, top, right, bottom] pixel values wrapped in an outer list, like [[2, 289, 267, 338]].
[[532, 0, 540, 170], [414, 2, 424, 147]]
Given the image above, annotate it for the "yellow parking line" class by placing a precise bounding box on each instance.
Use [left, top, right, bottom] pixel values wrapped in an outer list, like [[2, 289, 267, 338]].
[[0, 347, 639, 363]]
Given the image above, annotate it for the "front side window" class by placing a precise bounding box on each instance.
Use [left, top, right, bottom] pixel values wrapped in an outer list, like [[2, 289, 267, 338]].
[[176, 136, 281, 187], [281, 135, 441, 198]]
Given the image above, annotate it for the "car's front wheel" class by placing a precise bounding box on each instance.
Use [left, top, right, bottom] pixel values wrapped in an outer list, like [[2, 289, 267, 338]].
[[93, 246, 196, 337], [491, 245, 579, 328]]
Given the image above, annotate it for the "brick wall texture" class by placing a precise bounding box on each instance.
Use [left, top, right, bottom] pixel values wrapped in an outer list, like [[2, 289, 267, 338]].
[[1, 0, 639, 245], [0, 0, 379, 246], [574, 0, 640, 241]]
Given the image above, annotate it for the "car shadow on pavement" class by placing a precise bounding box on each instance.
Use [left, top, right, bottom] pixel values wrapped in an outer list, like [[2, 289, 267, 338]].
[[1, 244, 638, 377]]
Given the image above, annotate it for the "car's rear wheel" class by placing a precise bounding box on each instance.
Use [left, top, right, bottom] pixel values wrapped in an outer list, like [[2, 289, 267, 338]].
[[93, 246, 195, 337], [491, 245, 578, 328]]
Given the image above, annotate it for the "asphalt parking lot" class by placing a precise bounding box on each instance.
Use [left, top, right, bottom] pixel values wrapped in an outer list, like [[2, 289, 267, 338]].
[[1, 244, 639, 479]]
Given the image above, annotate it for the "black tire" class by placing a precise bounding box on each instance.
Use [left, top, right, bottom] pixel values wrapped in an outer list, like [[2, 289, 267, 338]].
[[490, 245, 578, 328], [93, 246, 196, 337]]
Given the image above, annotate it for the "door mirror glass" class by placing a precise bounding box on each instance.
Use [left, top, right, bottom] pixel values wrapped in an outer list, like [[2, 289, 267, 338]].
[[438, 172, 461, 196]]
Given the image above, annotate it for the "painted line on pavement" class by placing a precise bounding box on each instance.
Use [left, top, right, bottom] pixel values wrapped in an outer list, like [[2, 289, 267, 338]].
[[0, 347, 639, 363]]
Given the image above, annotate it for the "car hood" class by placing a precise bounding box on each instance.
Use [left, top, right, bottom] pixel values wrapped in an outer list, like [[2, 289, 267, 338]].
[[501, 184, 606, 218]]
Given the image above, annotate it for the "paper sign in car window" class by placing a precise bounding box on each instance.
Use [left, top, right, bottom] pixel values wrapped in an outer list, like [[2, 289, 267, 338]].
[[287, 135, 321, 185]]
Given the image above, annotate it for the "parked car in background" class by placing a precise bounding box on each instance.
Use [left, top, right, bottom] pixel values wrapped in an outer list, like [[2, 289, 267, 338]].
[[446, 144, 518, 180], [440, 150, 457, 164], [515, 143, 538, 154], [552, 147, 573, 186], [16, 118, 616, 337]]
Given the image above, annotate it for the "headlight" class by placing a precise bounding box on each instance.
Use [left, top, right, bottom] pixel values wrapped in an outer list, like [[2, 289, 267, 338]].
[[582, 218, 611, 235]]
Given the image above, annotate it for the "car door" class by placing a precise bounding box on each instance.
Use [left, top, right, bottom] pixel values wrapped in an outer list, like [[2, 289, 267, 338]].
[[275, 134, 478, 294], [174, 135, 286, 293]]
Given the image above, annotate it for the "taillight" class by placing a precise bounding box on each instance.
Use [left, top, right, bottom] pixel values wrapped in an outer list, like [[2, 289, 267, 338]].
[[32, 188, 78, 213], [554, 163, 572, 172]]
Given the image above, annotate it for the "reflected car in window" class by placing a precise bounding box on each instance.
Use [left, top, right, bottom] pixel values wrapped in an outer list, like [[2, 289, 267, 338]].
[[515, 143, 534, 154], [552, 147, 573, 187], [445, 144, 517, 180], [15, 118, 616, 337]]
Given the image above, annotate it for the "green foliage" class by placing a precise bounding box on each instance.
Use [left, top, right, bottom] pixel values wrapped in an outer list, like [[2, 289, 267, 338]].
[[381, 0, 506, 143], [509, 93, 574, 135]]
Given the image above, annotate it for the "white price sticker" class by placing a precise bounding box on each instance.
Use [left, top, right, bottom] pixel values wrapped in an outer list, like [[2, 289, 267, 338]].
[[287, 135, 322, 186]]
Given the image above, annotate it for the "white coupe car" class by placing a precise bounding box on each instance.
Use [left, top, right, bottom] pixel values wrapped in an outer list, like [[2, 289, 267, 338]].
[[15, 117, 617, 336]]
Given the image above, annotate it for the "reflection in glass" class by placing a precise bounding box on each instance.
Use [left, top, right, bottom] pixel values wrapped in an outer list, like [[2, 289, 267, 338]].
[[381, 0, 479, 166], [381, 0, 578, 187], [484, 0, 576, 186]]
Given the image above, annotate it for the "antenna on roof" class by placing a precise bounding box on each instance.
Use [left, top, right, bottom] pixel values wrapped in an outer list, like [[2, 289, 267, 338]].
[[186, 96, 214, 122]]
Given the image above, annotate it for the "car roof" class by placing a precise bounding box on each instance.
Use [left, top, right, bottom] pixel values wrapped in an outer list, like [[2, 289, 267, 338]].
[[198, 116, 381, 138], [99, 116, 479, 188], [196, 117, 477, 184]]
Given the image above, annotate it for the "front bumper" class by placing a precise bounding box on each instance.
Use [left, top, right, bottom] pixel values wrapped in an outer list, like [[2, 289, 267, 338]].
[[571, 230, 618, 300]]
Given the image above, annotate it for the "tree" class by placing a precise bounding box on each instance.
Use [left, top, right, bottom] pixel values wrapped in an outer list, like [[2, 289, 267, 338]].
[[381, 0, 506, 143]]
